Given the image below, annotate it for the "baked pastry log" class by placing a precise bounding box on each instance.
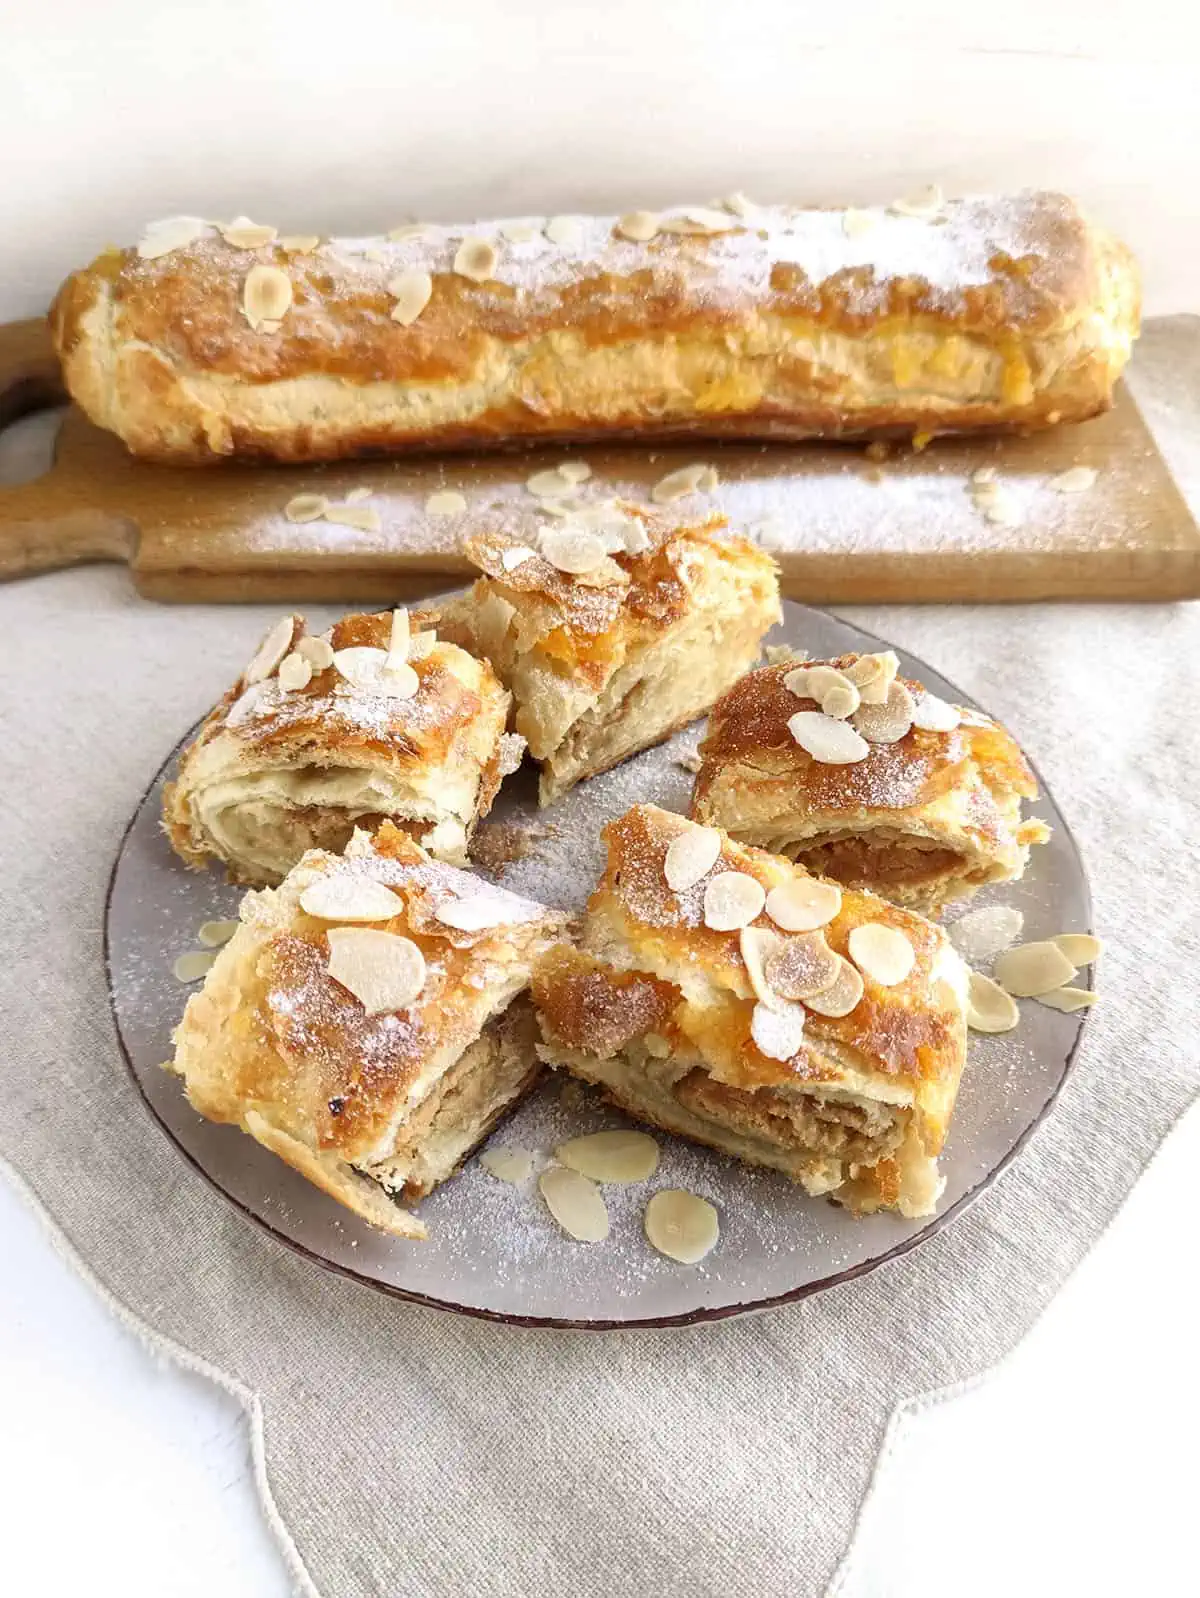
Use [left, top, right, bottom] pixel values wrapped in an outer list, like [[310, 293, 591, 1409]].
[[164, 608, 520, 884], [50, 192, 1138, 463], [533, 805, 968, 1219], [691, 650, 1048, 915], [432, 508, 780, 804], [168, 821, 568, 1238]]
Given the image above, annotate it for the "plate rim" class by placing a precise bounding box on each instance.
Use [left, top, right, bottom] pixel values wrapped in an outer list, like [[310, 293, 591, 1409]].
[[103, 602, 1092, 1331]]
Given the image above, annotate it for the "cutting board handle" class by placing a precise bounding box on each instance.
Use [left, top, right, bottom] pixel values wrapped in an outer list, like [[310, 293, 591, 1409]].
[[0, 318, 134, 579]]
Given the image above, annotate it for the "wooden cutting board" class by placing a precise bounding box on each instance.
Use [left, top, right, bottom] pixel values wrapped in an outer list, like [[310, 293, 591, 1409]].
[[2, 314, 1198, 603]]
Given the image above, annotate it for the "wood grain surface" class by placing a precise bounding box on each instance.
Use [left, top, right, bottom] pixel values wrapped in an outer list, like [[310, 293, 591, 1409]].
[[2, 314, 1197, 604]]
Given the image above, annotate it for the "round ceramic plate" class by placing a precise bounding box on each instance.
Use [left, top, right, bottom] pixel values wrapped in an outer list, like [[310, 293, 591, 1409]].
[[106, 601, 1092, 1329]]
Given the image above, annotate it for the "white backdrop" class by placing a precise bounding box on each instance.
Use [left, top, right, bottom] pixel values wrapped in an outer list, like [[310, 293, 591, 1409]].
[[1, 2, 1198, 323]]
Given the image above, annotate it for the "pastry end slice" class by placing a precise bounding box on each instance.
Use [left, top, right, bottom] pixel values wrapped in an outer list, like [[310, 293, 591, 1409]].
[[167, 821, 567, 1238], [533, 804, 969, 1219]]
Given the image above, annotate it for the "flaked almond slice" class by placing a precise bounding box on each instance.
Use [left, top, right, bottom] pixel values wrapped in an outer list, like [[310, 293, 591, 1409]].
[[783, 665, 813, 698], [387, 606, 411, 667], [284, 493, 329, 523], [910, 692, 961, 732], [821, 683, 860, 719], [664, 825, 722, 892], [972, 465, 998, 486], [137, 215, 209, 258], [1036, 986, 1099, 1013], [226, 682, 266, 727], [241, 264, 293, 329], [544, 214, 584, 247], [804, 665, 860, 717], [299, 876, 402, 922], [294, 635, 335, 671], [616, 210, 660, 241], [388, 268, 433, 325], [326, 927, 426, 1014], [1050, 466, 1097, 494], [703, 871, 766, 931], [556, 1130, 660, 1184], [479, 1147, 535, 1183], [673, 207, 738, 234], [788, 710, 870, 764], [388, 222, 433, 242], [802, 957, 865, 1017], [453, 236, 499, 282], [221, 218, 277, 249], [848, 923, 915, 986], [540, 526, 607, 575], [765, 932, 841, 1001], [993, 940, 1077, 998], [720, 192, 754, 218], [845, 650, 899, 706], [949, 905, 1024, 965], [278, 651, 313, 692], [174, 950, 218, 983], [499, 221, 541, 243], [979, 487, 1024, 527], [1052, 932, 1102, 966], [966, 971, 1020, 1033], [889, 183, 944, 219], [408, 630, 438, 661], [501, 545, 537, 571], [696, 464, 720, 493], [739, 925, 785, 1009], [651, 462, 710, 503], [425, 489, 467, 516], [851, 679, 915, 744], [539, 1167, 609, 1242], [750, 1000, 807, 1061], [244, 615, 297, 683], [436, 894, 530, 931], [765, 877, 842, 933], [364, 248, 386, 264], [279, 234, 320, 253], [526, 466, 575, 498], [198, 919, 240, 948], [333, 645, 419, 698], [558, 461, 592, 484], [645, 1189, 719, 1264], [323, 504, 382, 532], [344, 486, 373, 505], [843, 208, 877, 238]]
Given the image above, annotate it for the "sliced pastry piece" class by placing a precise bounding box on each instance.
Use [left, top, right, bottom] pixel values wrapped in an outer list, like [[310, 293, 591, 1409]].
[[164, 608, 521, 884], [432, 507, 780, 804], [691, 651, 1048, 915], [532, 804, 969, 1219], [167, 821, 567, 1238]]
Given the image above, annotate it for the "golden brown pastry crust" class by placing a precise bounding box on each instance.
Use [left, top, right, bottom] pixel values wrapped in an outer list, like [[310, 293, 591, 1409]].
[[163, 609, 516, 884], [691, 654, 1047, 914], [533, 805, 968, 1216], [168, 821, 567, 1238], [50, 193, 1139, 462], [433, 509, 781, 803]]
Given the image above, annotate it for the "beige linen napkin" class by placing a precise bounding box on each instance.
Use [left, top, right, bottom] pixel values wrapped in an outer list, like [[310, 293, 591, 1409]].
[[1, 322, 1197, 1598]]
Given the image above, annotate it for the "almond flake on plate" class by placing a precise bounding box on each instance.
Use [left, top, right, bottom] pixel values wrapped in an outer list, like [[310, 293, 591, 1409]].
[[198, 919, 240, 948], [557, 461, 592, 484], [540, 527, 607, 575], [241, 264, 293, 329], [279, 234, 320, 253], [842, 208, 876, 238], [847, 923, 915, 986], [750, 1000, 807, 1061], [651, 463, 712, 503], [644, 1189, 720, 1264], [966, 971, 1020, 1033], [948, 905, 1024, 965], [294, 635, 335, 671], [544, 215, 584, 247], [173, 950, 218, 983], [739, 926, 786, 1009], [972, 465, 998, 486], [889, 184, 944, 219], [1052, 932, 1102, 966], [221, 218, 277, 249], [278, 651, 313, 692], [1035, 986, 1099, 1012], [1050, 466, 1098, 494], [765, 932, 841, 1001], [910, 692, 961, 732], [479, 1147, 535, 1184], [343, 486, 373, 505], [802, 957, 865, 1017], [788, 710, 870, 764], [539, 1167, 609, 1242], [453, 236, 499, 282], [663, 826, 722, 891], [720, 192, 754, 217], [425, 490, 467, 516], [323, 504, 382, 532], [501, 545, 537, 571], [389, 268, 433, 325], [993, 941, 1077, 998], [137, 216, 209, 259], [244, 615, 296, 683], [284, 493, 329, 524], [526, 467, 575, 498], [555, 1130, 660, 1184], [703, 871, 766, 931], [387, 223, 433, 242], [499, 222, 541, 243], [326, 927, 426, 1014], [616, 211, 660, 241], [764, 877, 842, 933], [299, 876, 402, 922]]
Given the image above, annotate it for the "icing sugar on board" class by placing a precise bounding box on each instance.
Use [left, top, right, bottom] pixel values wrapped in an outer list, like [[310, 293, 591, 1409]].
[[1, 314, 1198, 602]]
